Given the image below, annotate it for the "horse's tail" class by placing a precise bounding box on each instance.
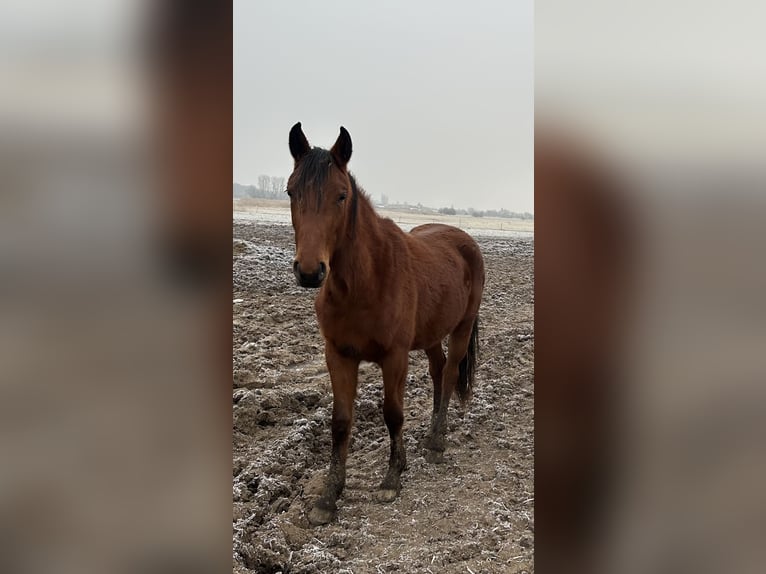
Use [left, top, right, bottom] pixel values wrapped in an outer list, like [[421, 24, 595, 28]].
[[456, 316, 479, 404]]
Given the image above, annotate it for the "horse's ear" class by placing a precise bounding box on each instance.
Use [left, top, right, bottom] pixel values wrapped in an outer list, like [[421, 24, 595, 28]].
[[289, 122, 310, 163], [330, 126, 352, 169]]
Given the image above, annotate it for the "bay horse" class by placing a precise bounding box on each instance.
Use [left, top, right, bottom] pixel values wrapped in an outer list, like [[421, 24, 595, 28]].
[[286, 123, 485, 525]]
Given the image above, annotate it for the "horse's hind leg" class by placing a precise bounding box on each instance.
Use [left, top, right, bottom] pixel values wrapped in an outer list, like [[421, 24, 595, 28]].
[[308, 344, 359, 526], [375, 349, 409, 503], [424, 343, 446, 438], [424, 317, 474, 462]]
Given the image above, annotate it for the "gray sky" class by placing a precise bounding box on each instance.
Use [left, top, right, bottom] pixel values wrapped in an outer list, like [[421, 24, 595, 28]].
[[234, 1, 533, 213]]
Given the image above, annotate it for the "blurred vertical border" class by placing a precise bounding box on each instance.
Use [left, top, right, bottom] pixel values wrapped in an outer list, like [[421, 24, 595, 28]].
[[535, 1, 766, 573], [0, 1, 232, 573]]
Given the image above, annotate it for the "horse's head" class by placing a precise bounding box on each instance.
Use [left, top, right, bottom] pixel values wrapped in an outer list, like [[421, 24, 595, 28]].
[[286, 122, 355, 288]]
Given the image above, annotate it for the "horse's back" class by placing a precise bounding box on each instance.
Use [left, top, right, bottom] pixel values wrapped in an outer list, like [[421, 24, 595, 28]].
[[409, 222, 467, 240], [409, 223, 484, 275]]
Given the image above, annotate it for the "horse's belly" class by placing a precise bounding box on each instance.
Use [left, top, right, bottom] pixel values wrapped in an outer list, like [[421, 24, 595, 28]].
[[411, 289, 469, 350], [411, 318, 458, 350]]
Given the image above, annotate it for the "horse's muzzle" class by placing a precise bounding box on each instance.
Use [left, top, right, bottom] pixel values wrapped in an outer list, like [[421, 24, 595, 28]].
[[293, 260, 326, 288]]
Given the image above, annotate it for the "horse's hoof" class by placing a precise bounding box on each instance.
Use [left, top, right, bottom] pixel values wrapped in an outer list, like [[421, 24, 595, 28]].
[[375, 488, 399, 503], [424, 449, 445, 464], [423, 434, 445, 452], [308, 505, 335, 526]]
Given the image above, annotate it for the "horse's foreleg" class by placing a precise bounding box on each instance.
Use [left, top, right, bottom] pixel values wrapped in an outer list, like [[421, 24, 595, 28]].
[[308, 345, 359, 526], [375, 349, 408, 503]]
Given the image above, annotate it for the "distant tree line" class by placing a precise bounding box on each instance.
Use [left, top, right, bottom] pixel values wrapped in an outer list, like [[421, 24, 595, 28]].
[[233, 182, 532, 219], [377, 194, 531, 219], [233, 175, 286, 199], [437, 206, 533, 219]]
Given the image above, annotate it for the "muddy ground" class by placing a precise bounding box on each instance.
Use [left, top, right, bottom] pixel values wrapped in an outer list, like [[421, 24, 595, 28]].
[[233, 221, 534, 573]]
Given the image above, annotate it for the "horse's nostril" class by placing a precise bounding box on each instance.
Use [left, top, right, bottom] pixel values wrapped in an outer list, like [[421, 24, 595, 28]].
[[293, 260, 326, 288]]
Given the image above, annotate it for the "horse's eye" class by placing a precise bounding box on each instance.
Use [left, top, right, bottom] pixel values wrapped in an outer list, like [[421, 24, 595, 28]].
[[286, 190, 293, 198], [338, 192, 347, 203]]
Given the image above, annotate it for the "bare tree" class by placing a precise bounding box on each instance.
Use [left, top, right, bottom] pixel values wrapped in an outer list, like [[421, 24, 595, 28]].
[[257, 175, 271, 193], [270, 176, 285, 196]]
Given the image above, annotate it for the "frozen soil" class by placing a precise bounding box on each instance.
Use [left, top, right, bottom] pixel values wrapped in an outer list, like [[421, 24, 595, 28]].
[[233, 222, 534, 573]]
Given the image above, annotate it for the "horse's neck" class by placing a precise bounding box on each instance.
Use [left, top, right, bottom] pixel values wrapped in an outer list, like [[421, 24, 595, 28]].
[[328, 200, 385, 299]]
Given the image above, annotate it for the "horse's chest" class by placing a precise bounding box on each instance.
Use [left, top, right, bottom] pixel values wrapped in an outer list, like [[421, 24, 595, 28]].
[[318, 307, 375, 341], [316, 302, 392, 361]]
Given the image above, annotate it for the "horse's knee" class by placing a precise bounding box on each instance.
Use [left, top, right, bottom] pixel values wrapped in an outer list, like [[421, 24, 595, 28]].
[[331, 411, 352, 442], [430, 353, 446, 372], [441, 363, 460, 390], [383, 402, 404, 432], [427, 346, 446, 372]]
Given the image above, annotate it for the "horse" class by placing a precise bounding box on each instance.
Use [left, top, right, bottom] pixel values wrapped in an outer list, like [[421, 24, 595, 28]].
[[286, 123, 485, 525]]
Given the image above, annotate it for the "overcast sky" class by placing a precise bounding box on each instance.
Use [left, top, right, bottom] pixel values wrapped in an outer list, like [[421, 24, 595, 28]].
[[234, 1, 533, 213]]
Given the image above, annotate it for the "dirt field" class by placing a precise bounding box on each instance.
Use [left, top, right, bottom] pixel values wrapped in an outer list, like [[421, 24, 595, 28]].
[[233, 220, 534, 573]]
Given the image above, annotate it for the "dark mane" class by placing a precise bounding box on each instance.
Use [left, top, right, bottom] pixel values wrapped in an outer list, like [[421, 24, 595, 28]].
[[292, 147, 364, 238], [293, 147, 332, 206], [347, 172, 362, 238]]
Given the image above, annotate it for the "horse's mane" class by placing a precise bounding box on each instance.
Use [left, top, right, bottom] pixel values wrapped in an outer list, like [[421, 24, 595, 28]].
[[347, 172, 363, 238], [292, 147, 369, 238], [292, 148, 331, 206]]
